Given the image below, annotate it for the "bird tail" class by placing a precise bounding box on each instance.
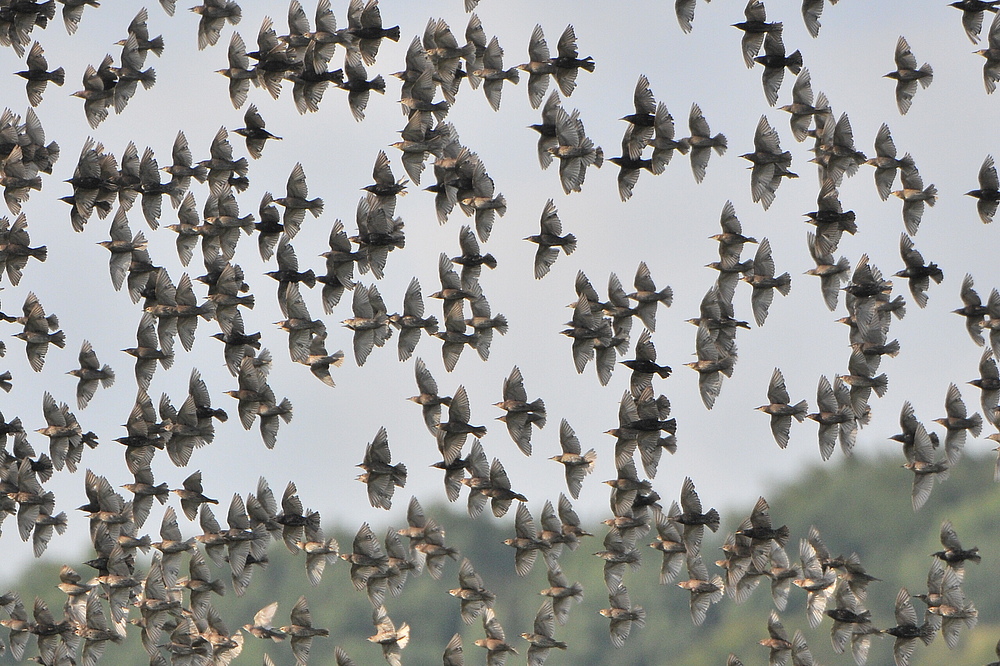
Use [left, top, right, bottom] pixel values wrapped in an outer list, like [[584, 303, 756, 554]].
[[494, 194, 507, 218], [562, 234, 577, 255], [302, 270, 317, 289], [882, 339, 901, 357], [50, 330, 66, 348], [632, 605, 646, 628], [792, 400, 808, 421], [713, 134, 727, 155], [100, 365, 115, 388], [924, 184, 938, 204], [918, 64, 933, 87], [31, 246, 47, 261], [371, 75, 386, 94], [971, 412, 984, 438], [579, 56, 596, 73], [277, 398, 293, 423], [593, 146, 604, 168], [384, 25, 401, 42], [148, 36, 165, 58], [787, 51, 803, 75], [50, 67, 65, 86], [888, 295, 906, 320], [309, 198, 325, 217], [776, 273, 792, 296], [705, 509, 721, 532], [492, 314, 508, 336], [141, 68, 156, 90], [774, 525, 790, 547]]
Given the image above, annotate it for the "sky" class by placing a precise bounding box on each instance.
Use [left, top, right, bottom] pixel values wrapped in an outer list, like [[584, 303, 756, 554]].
[[0, 0, 996, 585]]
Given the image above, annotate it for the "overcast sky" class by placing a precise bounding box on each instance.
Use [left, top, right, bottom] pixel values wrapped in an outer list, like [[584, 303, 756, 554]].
[[0, 0, 995, 582]]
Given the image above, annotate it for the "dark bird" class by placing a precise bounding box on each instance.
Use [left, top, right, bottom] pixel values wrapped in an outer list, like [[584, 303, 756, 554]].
[[620, 74, 657, 160], [15, 41, 64, 107], [754, 31, 802, 106], [234, 104, 281, 159], [338, 53, 386, 122], [733, 0, 783, 68], [669, 476, 720, 556], [548, 24, 594, 97], [452, 224, 496, 284], [969, 348, 1000, 417], [933, 519, 981, 574], [882, 587, 936, 666], [966, 154, 1000, 223], [885, 36, 933, 115], [529, 91, 562, 168], [345, 0, 400, 66], [950, 0, 1000, 43], [526, 199, 576, 279], [621, 329, 671, 396], [895, 233, 943, 308], [954, 273, 989, 346]]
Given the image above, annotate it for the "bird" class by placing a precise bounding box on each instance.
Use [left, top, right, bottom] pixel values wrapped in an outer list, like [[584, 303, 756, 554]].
[[15, 41, 64, 107], [895, 233, 943, 309], [494, 366, 546, 456], [66, 340, 114, 410], [599, 584, 645, 649], [978, 10, 1000, 92], [733, 0, 783, 68], [525, 199, 576, 279], [684, 103, 727, 183], [234, 104, 281, 159], [885, 36, 933, 115], [892, 163, 937, 235], [966, 154, 1000, 223], [754, 31, 802, 106], [357, 427, 406, 510]]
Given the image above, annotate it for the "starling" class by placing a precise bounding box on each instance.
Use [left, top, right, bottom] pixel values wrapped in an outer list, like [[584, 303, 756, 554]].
[[357, 427, 406, 510], [757, 368, 808, 449], [754, 31, 802, 106], [599, 584, 645, 649], [15, 41, 64, 107], [520, 600, 567, 666], [526, 199, 576, 280], [494, 366, 546, 456], [549, 419, 596, 499], [67, 340, 114, 410], [978, 11, 1000, 92], [966, 154, 1000, 224], [885, 36, 933, 115], [733, 0, 783, 68]]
